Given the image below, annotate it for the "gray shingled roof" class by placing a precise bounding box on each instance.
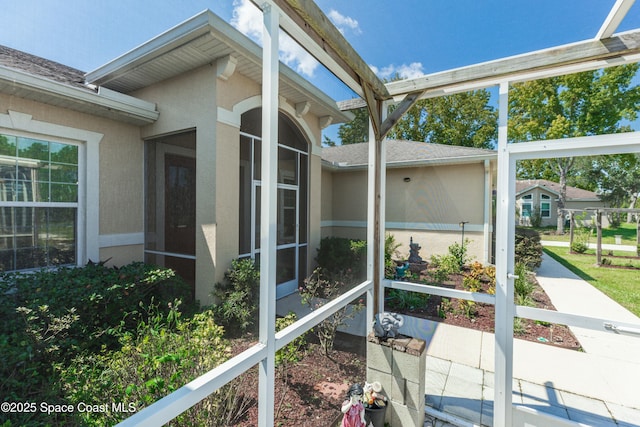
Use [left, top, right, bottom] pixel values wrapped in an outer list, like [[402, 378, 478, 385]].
[[322, 139, 495, 168], [0, 45, 90, 91], [516, 179, 600, 201]]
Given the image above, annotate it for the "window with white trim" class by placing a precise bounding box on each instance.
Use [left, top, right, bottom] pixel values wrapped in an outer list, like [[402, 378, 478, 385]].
[[0, 133, 78, 270], [540, 194, 551, 218]]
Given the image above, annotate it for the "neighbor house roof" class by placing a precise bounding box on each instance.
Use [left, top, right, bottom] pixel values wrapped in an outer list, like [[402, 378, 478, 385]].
[[322, 139, 495, 170], [516, 179, 600, 201]]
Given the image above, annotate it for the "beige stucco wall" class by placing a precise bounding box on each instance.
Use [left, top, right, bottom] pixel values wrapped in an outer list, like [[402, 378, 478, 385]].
[[132, 63, 327, 304], [0, 93, 144, 264], [322, 161, 493, 263]]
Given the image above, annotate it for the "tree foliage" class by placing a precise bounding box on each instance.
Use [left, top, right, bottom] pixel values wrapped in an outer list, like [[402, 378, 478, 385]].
[[336, 107, 370, 144], [387, 90, 497, 148], [509, 64, 640, 230], [335, 90, 497, 148]]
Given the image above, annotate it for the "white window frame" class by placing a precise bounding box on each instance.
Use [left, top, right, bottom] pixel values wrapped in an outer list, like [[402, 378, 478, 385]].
[[0, 110, 102, 267], [540, 194, 551, 218]]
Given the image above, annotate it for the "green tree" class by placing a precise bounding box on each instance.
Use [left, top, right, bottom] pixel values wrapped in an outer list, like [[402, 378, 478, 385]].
[[335, 90, 497, 148], [337, 107, 369, 144], [586, 154, 640, 222], [387, 90, 497, 148], [509, 64, 640, 232]]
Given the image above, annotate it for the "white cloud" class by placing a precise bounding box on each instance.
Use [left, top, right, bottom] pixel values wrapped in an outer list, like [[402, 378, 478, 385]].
[[230, 0, 319, 77], [327, 9, 361, 35], [370, 62, 425, 80]]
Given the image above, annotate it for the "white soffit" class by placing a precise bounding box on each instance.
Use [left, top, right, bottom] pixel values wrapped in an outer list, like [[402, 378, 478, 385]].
[[85, 10, 350, 124]]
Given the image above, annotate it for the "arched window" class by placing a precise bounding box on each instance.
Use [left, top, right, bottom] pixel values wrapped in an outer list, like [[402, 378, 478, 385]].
[[239, 109, 309, 298]]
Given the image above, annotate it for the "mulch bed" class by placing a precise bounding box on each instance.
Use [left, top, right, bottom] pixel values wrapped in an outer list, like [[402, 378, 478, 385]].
[[225, 264, 584, 425], [388, 265, 582, 350]]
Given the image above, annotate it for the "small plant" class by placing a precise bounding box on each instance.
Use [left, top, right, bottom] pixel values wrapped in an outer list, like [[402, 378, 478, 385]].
[[448, 239, 471, 269], [438, 298, 453, 319], [299, 268, 363, 356], [457, 299, 477, 319], [513, 317, 526, 335], [513, 262, 534, 306], [212, 258, 260, 336], [571, 228, 592, 254], [275, 312, 307, 369]]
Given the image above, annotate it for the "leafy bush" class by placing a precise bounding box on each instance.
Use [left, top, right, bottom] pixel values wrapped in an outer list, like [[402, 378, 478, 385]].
[[212, 258, 260, 336], [59, 304, 237, 426], [515, 227, 543, 269], [513, 262, 535, 306], [316, 237, 366, 279], [571, 228, 592, 254], [448, 239, 472, 268], [384, 233, 402, 279], [0, 262, 193, 426], [386, 289, 430, 311], [275, 312, 307, 369]]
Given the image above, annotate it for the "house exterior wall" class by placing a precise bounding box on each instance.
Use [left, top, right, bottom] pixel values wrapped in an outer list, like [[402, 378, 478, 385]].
[[516, 187, 604, 228], [133, 64, 325, 304], [0, 93, 144, 267], [323, 162, 493, 263]]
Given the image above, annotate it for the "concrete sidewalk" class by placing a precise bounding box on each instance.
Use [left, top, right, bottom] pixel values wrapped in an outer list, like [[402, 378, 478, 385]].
[[418, 253, 640, 426]]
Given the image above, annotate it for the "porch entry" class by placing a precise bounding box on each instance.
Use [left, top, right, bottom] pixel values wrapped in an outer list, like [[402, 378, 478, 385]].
[[239, 109, 308, 299], [144, 131, 196, 297]]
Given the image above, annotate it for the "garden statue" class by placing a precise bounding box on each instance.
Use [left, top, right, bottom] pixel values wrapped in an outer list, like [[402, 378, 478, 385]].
[[341, 383, 366, 427], [408, 237, 423, 263], [395, 261, 409, 280], [373, 312, 404, 339]]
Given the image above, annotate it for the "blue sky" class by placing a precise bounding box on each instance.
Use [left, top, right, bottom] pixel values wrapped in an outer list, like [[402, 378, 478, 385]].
[[2, 0, 640, 139]]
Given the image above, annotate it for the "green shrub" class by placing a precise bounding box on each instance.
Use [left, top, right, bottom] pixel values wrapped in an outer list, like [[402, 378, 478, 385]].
[[275, 312, 307, 369], [513, 262, 534, 306], [316, 237, 366, 278], [212, 258, 260, 336], [59, 305, 236, 426], [386, 289, 430, 311], [384, 233, 402, 279], [515, 227, 543, 269], [0, 262, 193, 426], [571, 228, 592, 254], [448, 239, 471, 268]]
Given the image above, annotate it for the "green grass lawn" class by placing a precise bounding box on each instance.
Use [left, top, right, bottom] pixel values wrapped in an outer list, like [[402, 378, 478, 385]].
[[535, 222, 638, 245], [544, 246, 640, 317]]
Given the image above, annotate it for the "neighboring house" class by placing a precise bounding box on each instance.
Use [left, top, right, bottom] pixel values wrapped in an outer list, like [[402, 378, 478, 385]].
[[0, 10, 351, 303], [322, 140, 497, 264], [515, 179, 604, 227]]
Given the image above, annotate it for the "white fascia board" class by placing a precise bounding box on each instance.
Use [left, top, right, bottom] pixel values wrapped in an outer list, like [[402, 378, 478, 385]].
[[321, 153, 496, 171], [0, 66, 158, 123], [85, 10, 215, 85]]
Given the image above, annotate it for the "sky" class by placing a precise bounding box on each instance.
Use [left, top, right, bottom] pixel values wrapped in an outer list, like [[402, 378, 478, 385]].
[[2, 0, 640, 140]]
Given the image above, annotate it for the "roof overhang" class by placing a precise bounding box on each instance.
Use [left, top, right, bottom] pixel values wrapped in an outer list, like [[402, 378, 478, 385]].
[[322, 152, 496, 172], [0, 66, 158, 126], [85, 10, 351, 125]]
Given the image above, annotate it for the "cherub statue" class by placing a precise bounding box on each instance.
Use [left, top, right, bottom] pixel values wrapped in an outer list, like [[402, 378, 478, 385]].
[[341, 383, 366, 427]]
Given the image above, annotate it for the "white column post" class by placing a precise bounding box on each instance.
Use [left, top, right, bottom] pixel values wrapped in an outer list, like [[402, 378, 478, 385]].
[[258, 4, 279, 427], [494, 81, 515, 427], [366, 120, 376, 324]]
